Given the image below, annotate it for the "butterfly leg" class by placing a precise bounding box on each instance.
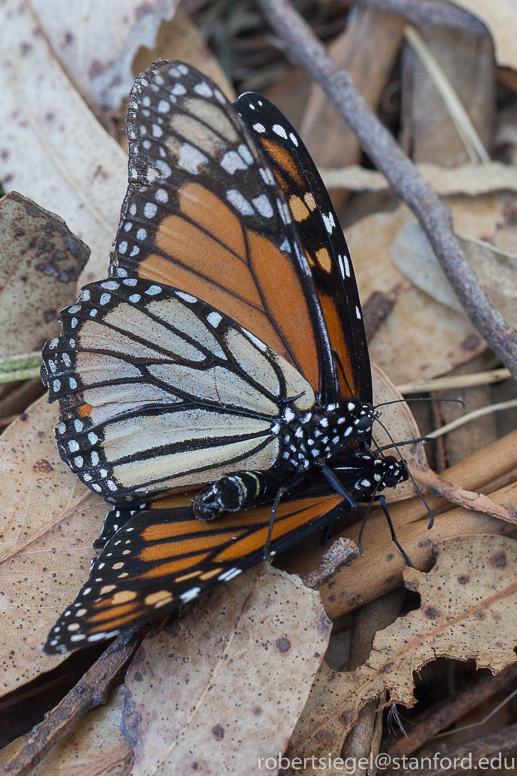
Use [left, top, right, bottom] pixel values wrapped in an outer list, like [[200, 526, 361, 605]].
[[193, 469, 291, 521], [378, 495, 413, 567], [319, 462, 357, 509], [94, 503, 148, 550], [263, 473, 305, 561]]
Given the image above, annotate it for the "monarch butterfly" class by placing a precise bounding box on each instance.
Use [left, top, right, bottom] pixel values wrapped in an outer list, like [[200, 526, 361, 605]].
[[41, 61, 408, 654]]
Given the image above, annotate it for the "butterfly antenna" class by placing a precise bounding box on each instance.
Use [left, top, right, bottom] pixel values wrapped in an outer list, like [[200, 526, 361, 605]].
[[374, 397, 466, 410], [374, 416, 434, 529], [377, 436, 429, 451], [333, 349, 355, 398]]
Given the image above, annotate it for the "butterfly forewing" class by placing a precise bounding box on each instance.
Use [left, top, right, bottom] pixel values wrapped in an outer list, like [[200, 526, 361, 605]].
[[235, 93, 372, 407], [111, 60, 338, 402]]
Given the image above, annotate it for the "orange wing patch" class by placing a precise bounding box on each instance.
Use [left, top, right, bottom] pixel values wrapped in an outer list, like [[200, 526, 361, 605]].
[[260, 138, 305, 187], [138, 182, 321, 390]]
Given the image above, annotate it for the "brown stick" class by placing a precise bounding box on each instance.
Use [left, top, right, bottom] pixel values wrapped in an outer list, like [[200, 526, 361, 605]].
[[384, 663, 517, 760], [335, 0, 487, 35], [287, 430, 517, 618], [1, 630, 144, 776], [257, 0, 517, 380]]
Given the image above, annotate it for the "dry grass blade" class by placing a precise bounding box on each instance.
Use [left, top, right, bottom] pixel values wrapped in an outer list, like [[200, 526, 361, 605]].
[[403, 25, 490, 163], [426, 398, 517, 439], [320, 161, 517, 194], [396, 367, 511, 394]]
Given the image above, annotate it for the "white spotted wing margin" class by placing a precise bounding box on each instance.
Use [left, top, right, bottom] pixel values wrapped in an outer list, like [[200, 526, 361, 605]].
[[110, 59, 338, 405], [43, 486, 345, 654], [42, 274, 315, 503]]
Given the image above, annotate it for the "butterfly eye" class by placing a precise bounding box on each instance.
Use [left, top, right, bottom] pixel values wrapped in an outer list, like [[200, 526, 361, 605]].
[[356, 416, 372, 432]]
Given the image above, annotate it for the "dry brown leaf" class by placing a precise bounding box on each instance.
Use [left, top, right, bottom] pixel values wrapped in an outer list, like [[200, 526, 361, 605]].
[[322, 161, 517, 195], [0, 0, 127, 285], [348, 193, 517, 383], [348, 208, 484, 384], [30, 0, 180, 112], [0, 192, 90, 356], [0, 397, 104, 696], [283, 534, 517, 775], [0, 686, 132, 776], [391, 222, 517, 328], [449, 1, 517, 70], [122, 566, 331, 775], [132, 5, 235, 101]]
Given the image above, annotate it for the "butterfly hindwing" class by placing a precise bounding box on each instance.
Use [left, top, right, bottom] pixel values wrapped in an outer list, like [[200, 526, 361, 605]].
[[235, 92, 372, 408], [43, 274, 316, 502], [44, 488, 345, 654]]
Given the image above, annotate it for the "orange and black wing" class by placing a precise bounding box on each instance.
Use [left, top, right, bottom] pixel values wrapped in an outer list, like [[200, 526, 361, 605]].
[[44, 487, 344, 654], [235, 93, 372, 407], [110, 60, 338, 404]]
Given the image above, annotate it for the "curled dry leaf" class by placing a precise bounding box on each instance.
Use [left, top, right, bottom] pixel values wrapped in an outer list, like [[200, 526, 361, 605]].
[[391, 222, 517, 329], [122, 566, 331, 776], [31, 0, 181, 113], [449, 0, 517, 70], [283, 534, 517, 776], [0, 397, 105, 696], [0, 0, 127, 285], [0, 192, 90, 356], [0, 686, 132, 776]]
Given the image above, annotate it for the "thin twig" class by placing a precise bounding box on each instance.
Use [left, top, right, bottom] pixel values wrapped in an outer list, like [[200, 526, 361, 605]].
[[257, 0, 517, 381], [426, 398, 517, 439], [1, 629, 145, 776], [335, 0, 488, 36], [396, 367, 511, 394]]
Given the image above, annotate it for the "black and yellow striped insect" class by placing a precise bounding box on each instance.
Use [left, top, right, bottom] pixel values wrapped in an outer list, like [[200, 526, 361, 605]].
[[41, 61, 407, 654]]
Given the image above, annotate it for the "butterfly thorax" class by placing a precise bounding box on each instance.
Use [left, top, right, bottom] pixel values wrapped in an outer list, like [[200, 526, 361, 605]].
[[192, 398, 375, 521], [275, 398, 374, 472]]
